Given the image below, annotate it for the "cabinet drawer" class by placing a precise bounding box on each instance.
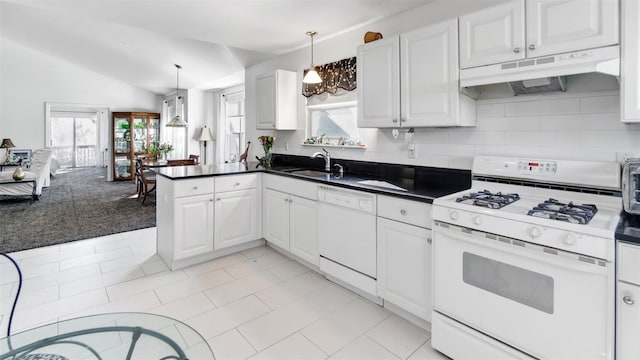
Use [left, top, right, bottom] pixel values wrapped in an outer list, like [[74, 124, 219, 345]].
[[265, 174, 318, 200], [378, 195, 432, 228], [215, 173, 258, 193], [174, 178, 214, 198], [619, 242, 640, 285]]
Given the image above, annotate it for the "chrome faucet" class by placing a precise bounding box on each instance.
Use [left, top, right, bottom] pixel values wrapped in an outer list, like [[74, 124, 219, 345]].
[[334, 163, 344, 178], [311, 148, 331, 171]]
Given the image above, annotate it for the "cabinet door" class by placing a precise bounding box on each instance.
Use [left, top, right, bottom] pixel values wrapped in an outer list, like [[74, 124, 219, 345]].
[[459, 0, 525, 69], [377, 218, 432, 320], [263, 188, 290, 250], [617, 281, 640, 359], [214, 189, 258, 249], [289, 196, 318, 266], [357, 36, 400, 128], [256, 70, 297, 130], [622, 0, 640, 122], [174, 194, 214, 260], [256, 72, 276, 130], [401, 19, 461, 127], [526, 0, 618, 58]]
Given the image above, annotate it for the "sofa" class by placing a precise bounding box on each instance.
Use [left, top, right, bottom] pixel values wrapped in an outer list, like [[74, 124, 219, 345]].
[[0, 148, 53, 200]]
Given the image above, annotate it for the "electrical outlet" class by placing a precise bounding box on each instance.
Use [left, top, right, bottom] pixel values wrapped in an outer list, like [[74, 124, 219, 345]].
[[408, 144, 416, 159], [284, 141, 289, 151]]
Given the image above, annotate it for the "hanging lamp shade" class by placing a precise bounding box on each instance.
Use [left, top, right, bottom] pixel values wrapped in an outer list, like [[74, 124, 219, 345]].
[[166, 64, 189, 127], [302, 31, 322, 84]]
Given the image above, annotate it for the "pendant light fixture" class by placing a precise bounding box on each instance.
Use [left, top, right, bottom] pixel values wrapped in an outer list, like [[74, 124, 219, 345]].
[[166, 64, 188, 127], [302, 31, 322, 84]]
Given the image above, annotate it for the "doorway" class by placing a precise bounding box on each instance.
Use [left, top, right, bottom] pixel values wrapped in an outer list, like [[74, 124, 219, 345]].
[[45, 103, 110, 177], [50, 112, 99, 168]]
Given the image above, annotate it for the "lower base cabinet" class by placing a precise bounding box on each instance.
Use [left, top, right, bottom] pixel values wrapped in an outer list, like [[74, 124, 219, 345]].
[[214, 189, 259, 250], [289, 196, 318, 266], [174, 193, 215, 260], [264, 188, 319, 266], [263, 175, 319, 267], [618, 242, 640, 359], [377, 217, 432, 321]]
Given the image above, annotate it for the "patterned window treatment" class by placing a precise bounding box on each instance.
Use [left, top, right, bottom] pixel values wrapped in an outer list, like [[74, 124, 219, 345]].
[[302, 57, 356, 98]]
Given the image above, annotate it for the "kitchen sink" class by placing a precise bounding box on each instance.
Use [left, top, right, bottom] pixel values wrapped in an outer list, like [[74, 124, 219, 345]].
[[286, 169, 331, 177]]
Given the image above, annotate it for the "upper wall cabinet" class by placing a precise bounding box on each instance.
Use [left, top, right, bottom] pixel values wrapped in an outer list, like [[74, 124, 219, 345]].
[[622, 0, 640, 122], [256, 69, 298, 130], [459, 0, 619, 69], [357, 19, 476, 128]]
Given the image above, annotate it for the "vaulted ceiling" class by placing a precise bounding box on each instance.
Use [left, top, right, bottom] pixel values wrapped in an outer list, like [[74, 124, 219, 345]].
[[0, 1, 430, 95]]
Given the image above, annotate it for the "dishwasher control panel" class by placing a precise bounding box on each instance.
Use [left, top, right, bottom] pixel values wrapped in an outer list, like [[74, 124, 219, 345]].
[[318, 185, 376, 214]]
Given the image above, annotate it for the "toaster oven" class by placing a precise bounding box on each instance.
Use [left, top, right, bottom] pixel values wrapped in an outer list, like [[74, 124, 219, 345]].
[[623, 159, 640, 214]]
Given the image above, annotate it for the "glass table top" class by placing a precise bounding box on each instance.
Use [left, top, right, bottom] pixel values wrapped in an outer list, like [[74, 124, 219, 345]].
[[0, 312, 215, 359]]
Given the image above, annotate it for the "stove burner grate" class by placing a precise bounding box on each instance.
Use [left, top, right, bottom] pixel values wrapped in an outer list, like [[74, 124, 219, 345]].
[[456, 190, 520, 209], [527, 198, 598, 224]]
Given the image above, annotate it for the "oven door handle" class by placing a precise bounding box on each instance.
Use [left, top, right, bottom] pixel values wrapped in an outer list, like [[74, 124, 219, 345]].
[[433, 222, 610, 276]]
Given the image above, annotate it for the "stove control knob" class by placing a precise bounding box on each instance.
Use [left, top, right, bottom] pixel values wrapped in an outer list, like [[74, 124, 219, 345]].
[[449, 210, 460, 221], [527, 226, 542, 238], [562, 233, 578, 246], [472, 216, 483, 225]]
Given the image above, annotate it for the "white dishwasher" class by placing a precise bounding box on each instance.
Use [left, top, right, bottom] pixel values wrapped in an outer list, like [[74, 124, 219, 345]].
[[317, 185, 377, 297]]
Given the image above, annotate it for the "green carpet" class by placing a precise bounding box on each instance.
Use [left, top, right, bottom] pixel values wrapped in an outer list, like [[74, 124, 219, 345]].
[[0, 167, 155, 253]]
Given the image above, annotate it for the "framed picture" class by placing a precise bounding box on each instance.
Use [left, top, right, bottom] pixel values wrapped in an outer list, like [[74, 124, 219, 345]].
[[8, 149, 32, 162]]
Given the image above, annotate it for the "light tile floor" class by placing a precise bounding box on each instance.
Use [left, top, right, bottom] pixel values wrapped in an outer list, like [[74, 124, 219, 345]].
[[0, 228, 449, 359]]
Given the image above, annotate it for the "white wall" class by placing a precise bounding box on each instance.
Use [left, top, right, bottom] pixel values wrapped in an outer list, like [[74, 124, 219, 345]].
[[0, 38, 161, 151], [245, 0, 640, 169]]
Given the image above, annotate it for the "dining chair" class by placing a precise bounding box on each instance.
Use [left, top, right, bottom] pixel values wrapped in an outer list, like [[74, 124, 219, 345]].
[[188, 154, 200, 164], [135, 158, 156, 205]]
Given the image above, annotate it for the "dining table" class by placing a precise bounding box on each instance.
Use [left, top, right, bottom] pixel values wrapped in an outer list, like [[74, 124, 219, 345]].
[[0, 312, 215, 359]]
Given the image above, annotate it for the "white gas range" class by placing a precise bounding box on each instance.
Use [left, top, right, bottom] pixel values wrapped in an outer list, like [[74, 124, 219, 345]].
[[431, 156, 622, 360]]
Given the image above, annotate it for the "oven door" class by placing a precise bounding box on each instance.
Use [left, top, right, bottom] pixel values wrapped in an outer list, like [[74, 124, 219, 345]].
[[432, 221, 614, 360]]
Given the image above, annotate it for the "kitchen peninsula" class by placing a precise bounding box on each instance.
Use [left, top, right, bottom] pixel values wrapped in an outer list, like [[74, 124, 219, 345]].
[[153, 156, 468, 270]]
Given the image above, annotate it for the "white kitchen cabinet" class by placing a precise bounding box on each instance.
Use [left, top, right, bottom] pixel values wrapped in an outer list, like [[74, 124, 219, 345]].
[[289, 196, 318, 265], [460, 0, 619, 69], [157, 176, 215, 266], [174, 193, 215, 260], [214, 189, 258, 250], [256, 69, 297, 130], [263, 188, 291, 250], [263, 174, 319, 266], [459, 0, 525, 68], [377, 195, 433, 321], [621, 0, 640, 122], [214, 174, 260, 250], [357, 19, 475, 128], [617, 242, 640, 359], [356, 36, 400, 128]]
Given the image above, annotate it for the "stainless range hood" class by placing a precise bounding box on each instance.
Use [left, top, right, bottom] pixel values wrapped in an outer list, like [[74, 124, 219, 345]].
[[460, 45, 620, 95]]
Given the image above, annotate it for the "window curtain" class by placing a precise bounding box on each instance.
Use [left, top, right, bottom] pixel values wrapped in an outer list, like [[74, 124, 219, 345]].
[[302, 57, 356, 98]]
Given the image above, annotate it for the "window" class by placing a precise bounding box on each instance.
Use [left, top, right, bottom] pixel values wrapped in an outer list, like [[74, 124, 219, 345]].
[[306, 100, 359, 145], [222, 91, 245, 162], [162, 96, 187, 158]]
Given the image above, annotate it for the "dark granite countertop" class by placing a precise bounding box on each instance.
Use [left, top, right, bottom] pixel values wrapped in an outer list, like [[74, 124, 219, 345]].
[[154, 161, 263, 179], [153, 155, 471, 203], [616, 212, 640, 245]]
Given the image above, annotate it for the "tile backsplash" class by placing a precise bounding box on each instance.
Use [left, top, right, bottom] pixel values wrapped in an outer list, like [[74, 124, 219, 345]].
[[274, 89, 640, 170]]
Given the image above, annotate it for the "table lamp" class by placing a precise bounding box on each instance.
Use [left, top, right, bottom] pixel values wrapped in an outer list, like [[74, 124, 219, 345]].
[[196, 126, 215, 165], [1, 138, 15, 163]]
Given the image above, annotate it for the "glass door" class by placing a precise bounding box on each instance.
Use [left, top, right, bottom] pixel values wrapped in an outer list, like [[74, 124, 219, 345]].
[[50, 113, 99, 168]]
